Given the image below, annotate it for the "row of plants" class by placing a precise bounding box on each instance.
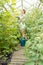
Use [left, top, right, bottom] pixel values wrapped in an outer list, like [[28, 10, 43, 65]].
[[24, 7, 43, 65], [0, 0, 21, 64], [0, 11, 21, 65]]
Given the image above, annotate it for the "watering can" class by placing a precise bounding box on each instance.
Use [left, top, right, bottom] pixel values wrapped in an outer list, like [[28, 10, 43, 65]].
[[20, 37, 26, 46]]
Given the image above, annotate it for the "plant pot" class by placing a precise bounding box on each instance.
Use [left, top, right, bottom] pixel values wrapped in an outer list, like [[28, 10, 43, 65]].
[[6, 53, 12, 59], [20, 38, 26, 46], [5, 53, 12, 63], [1, 63, 7, 65], [1, 53, 12, 65], [1, 57, 11, 65], [1, 57, 8, 65]]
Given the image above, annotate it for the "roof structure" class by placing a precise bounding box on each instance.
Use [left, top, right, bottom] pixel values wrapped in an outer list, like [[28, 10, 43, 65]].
[[16, 0, 40, 10], [0, 0, 42, 13]]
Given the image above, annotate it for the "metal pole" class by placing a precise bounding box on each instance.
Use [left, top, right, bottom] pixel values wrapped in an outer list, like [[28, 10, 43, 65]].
[[21, 0, 23, 9]]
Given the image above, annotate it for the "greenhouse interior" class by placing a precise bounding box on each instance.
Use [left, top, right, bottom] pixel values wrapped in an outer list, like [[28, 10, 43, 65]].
[[0, 0, 43, 65]]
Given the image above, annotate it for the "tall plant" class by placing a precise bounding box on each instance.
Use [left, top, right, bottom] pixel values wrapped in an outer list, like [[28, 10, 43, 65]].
[[0, 0, 21, 55], [24, 7, 43, 65]]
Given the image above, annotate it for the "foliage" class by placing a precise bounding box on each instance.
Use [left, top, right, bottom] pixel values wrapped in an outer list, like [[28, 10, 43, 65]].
[[0, 11, 21, 54], [40, 0, 43, 3], [25, 7, 43, 39], [0, 0, 16, 13], [24, 7, 43, 65], [0, 0, 21, 56]]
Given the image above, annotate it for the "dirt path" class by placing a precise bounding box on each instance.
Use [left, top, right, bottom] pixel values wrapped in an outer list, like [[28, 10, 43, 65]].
[[9, 46, 28, 65]]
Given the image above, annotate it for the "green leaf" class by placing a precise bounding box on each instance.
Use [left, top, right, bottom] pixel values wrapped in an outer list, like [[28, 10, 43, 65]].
[[38, 61, 43, 65], [40, 0, 43, 3], [24, 62, 34, 65]]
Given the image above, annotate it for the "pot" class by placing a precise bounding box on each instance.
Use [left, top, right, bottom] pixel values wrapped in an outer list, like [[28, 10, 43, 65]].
[[1, 63, 7, 65]]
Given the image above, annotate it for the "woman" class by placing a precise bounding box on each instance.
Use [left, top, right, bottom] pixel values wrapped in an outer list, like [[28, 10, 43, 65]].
[[19, 9, 26, 39]]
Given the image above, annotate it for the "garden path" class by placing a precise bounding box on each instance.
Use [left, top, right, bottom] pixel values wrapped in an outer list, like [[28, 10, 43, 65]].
[[9, 45, 28, 65]]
